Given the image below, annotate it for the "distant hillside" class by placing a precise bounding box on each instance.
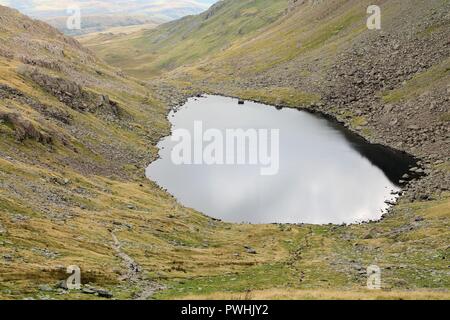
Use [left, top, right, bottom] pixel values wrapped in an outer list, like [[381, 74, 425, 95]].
[[80, 0, 290, 77], [0, 4, 200, 299], [45, 14, 164, 36], [1, 0, 216, 35], [81, 0, 450, 85]]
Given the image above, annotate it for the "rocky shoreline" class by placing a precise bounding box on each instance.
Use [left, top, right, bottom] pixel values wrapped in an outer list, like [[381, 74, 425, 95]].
[[146, 83, 447, 227]]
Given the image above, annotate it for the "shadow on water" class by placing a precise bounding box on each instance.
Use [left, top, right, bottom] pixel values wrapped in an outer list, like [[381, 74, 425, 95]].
[[309, 112, 421, 186]]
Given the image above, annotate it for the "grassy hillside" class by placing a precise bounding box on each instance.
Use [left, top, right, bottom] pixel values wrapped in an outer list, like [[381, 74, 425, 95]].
[[0, 5, 296, 299], [1, 0, 449, 300], [46, 14, 164, 36]]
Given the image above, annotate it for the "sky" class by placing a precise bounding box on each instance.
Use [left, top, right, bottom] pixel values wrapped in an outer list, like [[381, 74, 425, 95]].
[[0, 0, 218, 18]]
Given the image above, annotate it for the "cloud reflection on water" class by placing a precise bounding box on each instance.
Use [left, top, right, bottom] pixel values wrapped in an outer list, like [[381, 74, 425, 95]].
[[147, 95, 409, 224]]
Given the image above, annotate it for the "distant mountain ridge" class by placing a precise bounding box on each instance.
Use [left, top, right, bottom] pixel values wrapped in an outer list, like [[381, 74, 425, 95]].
[[0, 0, 217, 35]]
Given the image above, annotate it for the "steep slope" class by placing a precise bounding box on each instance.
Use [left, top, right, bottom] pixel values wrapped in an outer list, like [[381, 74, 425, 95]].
[[80, 0, 290, 78], [80, 0, 450, 299], [1, 2, 449, 300]]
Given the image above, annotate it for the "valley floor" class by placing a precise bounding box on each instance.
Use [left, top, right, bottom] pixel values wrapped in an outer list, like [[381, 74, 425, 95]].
[[0, 0, 449, 300]]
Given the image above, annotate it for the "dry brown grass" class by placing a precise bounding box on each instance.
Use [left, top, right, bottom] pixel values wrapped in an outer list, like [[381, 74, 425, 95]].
[[178, 288, 450, 300]]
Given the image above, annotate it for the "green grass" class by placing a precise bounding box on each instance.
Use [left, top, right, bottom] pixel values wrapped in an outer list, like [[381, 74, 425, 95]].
[[233, 87, 320, 107], [440, 112, 450, 122], [152, 194, 450, 300], [80, 0, 289, 77], [382, 57, 450, 103], [155, 263, 295, 299], [81, 0, 373, 81]]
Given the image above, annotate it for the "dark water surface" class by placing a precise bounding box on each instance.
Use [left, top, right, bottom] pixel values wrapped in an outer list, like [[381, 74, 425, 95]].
[[146, 95, 416, 224]]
